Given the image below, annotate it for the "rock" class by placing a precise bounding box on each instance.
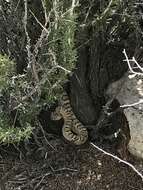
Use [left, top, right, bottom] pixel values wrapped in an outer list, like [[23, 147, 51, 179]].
[[106, 73, 143, 159]]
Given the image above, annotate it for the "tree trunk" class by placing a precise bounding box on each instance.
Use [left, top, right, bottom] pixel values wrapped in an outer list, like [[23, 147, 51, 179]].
[[67, 1, 140, 149]]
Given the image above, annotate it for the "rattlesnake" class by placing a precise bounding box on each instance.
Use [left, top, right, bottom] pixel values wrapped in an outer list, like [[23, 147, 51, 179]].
[[51, 92, 88, 145]]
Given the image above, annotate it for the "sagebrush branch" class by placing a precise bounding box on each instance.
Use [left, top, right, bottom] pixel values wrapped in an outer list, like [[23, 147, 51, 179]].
[[123, 49, 143, 76]]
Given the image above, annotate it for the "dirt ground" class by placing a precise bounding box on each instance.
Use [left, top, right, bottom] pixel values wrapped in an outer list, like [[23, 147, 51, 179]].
[[0, 137, 143, 190]]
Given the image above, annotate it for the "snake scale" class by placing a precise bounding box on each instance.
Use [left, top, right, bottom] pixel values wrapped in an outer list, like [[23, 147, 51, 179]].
[[51, 92, 88, 145]]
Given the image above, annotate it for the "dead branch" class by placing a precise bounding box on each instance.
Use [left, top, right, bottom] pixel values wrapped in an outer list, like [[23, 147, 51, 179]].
[[123, 49, 143, 76], [121, 99, 143, 109]]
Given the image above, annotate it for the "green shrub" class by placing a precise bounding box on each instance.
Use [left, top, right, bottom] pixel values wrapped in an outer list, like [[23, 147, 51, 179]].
[[38, 0, 77, 102], [0, 54, 15, 88], [0, 55, 33, 144], [0, 1, 78, 144]]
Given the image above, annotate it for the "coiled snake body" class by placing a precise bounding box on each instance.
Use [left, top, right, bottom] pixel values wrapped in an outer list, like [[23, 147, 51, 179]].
[[51, 92, 88, 145]]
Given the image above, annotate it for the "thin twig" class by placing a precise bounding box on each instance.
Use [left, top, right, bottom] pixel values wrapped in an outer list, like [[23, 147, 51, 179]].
[[132, 56, 143, 73], [121, 99, 143, 109], [39, 122, 56, 150], [14, 0, 21, 12], [12, 109, 18, 128], [41, 0, 48, 22], [23, 0, 31, 64], [122, 49, 143, 109], [34, 173, 51, 190], [70, 0, 79, 16], [123, 49, 143, 76], [30, 10, 49, 33], [50, 166, 78, 173], [23, 0, 40, 84], [49, 48, 72, 73], [56, 65, 71, 73]]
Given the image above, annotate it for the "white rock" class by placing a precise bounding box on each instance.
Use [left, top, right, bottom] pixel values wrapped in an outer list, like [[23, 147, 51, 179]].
[[106, 73, 143, 159]]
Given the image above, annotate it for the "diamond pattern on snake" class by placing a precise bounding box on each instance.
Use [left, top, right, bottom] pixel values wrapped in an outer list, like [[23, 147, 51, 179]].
[[51, 92, 88, 145]]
